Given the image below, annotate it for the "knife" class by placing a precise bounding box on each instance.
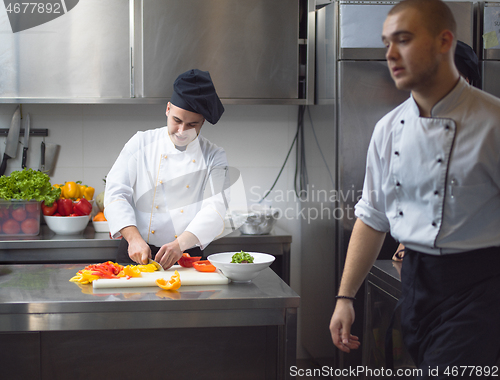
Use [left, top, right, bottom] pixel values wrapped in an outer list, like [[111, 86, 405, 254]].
[[21, 113, 30, 169], [0, 106, 21, 176], [149, 258, 165, 271]]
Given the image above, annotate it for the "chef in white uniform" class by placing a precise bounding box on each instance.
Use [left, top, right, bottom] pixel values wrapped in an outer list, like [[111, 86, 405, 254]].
[[104, 69, 228, 269]]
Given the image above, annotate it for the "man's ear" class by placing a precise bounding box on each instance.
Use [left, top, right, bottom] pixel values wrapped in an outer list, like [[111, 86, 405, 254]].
[[439, 29, 455, 54], [166, 102, 171, 116]]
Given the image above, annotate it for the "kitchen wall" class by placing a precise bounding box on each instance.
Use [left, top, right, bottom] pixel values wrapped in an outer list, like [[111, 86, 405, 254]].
[[0, 102, 310, 356]]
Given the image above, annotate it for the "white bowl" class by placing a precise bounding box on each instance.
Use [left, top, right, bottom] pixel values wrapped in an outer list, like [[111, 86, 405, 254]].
[[44, 215, 90, 235], [207, 252, 275, 283], [92, 220, 109, 233]]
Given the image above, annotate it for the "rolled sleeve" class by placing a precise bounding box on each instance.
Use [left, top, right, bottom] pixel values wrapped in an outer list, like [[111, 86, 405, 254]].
[[354, 198, 390, 232]]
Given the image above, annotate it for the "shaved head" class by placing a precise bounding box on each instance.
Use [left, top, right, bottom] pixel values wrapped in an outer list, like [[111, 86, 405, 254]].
[[388, 0, 456, 38]]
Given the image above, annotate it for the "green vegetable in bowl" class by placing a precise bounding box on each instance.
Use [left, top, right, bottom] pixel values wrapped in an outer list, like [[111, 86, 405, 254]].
[[231, 251, 254, 264], [0, 169, 61, 205]]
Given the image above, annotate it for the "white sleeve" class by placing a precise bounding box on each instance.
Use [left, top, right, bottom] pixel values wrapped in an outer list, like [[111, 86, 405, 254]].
[[104, 136, 139, 238], [354, 129, 391, 233], [185, 148, 229, 249]]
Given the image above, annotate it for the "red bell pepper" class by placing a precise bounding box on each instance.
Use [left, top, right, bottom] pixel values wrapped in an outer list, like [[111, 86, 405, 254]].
[[192, 260, 216, 272], [73, 198, 92, 216], [57, 198, 73, 216], [178, 253, 202, 268], [41, 201, 58, 216]]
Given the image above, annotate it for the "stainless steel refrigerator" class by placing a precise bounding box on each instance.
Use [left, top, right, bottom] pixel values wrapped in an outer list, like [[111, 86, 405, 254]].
[[482, 2, 500, 97], [301, 0, 475, 372]]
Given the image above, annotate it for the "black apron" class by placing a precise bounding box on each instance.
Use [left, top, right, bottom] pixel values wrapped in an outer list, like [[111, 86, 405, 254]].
[[398, 246, 500, 379], [116, 238, 203, 265]]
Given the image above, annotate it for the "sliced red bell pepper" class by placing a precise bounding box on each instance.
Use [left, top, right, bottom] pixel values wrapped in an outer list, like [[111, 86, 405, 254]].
[[178, 253, 202, 268], [57, 198, 73, 216], [41, 201, 58, 216], [73, 198, 92, 216], [192, 260, 216, 272]]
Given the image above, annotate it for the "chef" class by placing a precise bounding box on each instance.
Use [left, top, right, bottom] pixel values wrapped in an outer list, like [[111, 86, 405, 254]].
[[392, 39, 481, 262], [329, 0, 500, 377], [104, 69, 228, 269]]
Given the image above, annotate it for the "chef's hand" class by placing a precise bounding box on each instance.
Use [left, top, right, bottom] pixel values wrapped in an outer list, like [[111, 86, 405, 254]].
[[120, 226, 151, 265], [155, 240, 183, 270], [330, 299, 360, 353]]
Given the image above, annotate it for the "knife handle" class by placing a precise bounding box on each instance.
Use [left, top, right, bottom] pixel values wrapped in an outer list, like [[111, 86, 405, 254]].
[[0, 153, 9, 176], [22, 147, 28, 169]]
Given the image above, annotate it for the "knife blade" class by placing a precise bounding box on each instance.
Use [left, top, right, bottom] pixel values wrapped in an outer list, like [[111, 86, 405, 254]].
[[22, 113, 30, 169], [148, 258, 164, 271], [0, 106, 21, 176]]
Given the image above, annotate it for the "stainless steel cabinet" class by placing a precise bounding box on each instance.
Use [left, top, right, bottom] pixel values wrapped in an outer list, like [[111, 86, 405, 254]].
[[0, 0, 312, 104], [140, 0, 299, 101], [363, 261, 416, 379], [0, 0, 131, 100]]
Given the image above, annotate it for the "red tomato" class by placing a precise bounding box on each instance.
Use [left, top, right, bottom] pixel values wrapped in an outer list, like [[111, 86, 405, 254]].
[[2, 219, 21, 235], [0, 207, 9, 221], [25, 203, 39, 213], [11, 208, 27, 222], [41, 201, 58, 216], [21, 218, 39, 235]]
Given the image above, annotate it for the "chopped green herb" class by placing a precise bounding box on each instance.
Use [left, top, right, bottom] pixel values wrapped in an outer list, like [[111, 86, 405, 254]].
[[231, 251, 254, 264]]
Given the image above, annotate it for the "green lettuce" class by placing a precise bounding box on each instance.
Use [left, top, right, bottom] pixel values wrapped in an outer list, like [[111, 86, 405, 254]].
[[0, 169, 61, 205]]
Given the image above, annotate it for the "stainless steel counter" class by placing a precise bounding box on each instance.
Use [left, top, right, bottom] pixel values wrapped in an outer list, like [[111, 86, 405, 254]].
[[0, 225, 292, 283], [0, 263, 299, 379]]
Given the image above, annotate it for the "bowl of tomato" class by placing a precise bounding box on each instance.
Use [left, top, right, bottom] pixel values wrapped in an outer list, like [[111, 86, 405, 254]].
[[44, 214, 91, 235], [0, 200, 41, 237]]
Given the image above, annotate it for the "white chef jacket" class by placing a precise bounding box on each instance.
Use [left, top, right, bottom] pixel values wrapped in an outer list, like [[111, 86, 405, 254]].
[[104, 127, 228, 250], [355, 77, 500, 255]]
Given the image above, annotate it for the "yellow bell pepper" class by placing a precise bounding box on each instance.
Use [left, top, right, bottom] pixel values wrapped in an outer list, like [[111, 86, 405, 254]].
[[156, 270, 181, 290], [83, 186, 95, 200], [136, 263, 157, 273], [63, 181, 81, 199], [52, 184, 64, 198], [69, 270, 100, 284], [123, 265, 142, 278]]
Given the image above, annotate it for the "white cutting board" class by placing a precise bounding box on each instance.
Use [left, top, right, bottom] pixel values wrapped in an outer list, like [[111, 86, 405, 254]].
[[92, 265, 229, 289]]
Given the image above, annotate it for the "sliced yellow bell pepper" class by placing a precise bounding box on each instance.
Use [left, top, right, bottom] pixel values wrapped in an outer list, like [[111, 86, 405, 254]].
[[69, 270, 100, 284], [123, 265, 142, 277], [136, 263, 157, 273], [156, 270, 181, 290]]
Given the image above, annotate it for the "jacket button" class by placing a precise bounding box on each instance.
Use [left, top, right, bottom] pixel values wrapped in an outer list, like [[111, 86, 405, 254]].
[[399, 211, 403, 216], [432, 222, 437, 227], [164, 155, 168, 159], [159, 180, 163, 184], [192, 159, 196, 163], [180, 209, 184, 213], [174, 235, 178, 238], [394, 151, 400, 156], [186, 185, 190, 189], [151, 230, 155, 234], [155, 205, 159, 209]]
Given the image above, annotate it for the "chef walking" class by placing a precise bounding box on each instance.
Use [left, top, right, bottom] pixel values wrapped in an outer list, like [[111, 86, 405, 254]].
[[105, 69, 228, 270], [329, 0, 500, 377]]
